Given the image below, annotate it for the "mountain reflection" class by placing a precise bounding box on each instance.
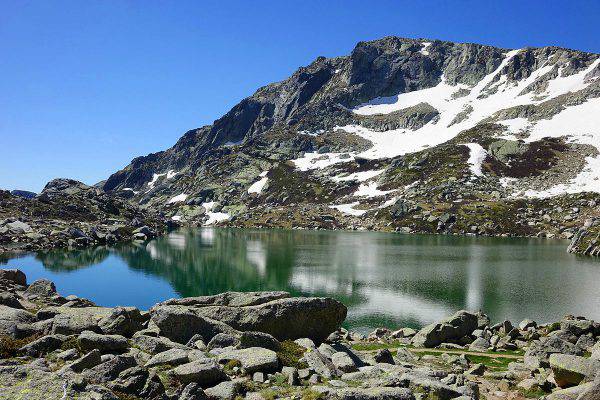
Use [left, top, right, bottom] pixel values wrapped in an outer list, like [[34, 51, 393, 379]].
[[23, 228, 600, 332]]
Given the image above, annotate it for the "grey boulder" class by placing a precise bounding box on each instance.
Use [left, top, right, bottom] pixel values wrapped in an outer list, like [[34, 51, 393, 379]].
[[412, 310, 478, 348]]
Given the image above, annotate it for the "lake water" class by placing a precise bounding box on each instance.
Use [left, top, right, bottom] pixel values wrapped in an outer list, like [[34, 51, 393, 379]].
[[2, 228, 600, 333]]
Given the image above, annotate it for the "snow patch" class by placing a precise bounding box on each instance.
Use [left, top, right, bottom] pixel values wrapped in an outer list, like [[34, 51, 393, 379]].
[[248, 175, 268, 194], [497, 117, 531, 134], [332, 170, 384, 182], [167, 193, 188, 204], [463, 143, 488, 177], [420, 42, 432, 56], [171, 215, 182, 221], [353, 181, 396, 198], [147, 169, 178, 189], [330, 202, 367, 216], [292, 152, 355, 171], [202, 201, 231, 225]]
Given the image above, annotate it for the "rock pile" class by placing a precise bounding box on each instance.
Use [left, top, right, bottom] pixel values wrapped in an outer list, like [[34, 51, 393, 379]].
[[1, 269, 599, 399], [0, 178, 168, 253]]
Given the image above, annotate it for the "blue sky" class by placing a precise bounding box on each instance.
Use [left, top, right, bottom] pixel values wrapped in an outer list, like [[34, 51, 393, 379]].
[[1, 0, 599, 192]]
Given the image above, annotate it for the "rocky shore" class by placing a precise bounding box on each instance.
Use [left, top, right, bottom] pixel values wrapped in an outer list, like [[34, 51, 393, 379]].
[[0, 178, 171, 255], [1, 269, 599, 400]]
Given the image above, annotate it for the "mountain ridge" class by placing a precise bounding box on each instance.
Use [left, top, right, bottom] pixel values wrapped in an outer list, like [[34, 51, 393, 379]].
[[95, 36, 600, 249]]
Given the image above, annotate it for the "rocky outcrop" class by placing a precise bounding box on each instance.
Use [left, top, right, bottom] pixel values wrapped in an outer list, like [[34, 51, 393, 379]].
[[0, 178, 168, 253], [151, 292, 347, 344]]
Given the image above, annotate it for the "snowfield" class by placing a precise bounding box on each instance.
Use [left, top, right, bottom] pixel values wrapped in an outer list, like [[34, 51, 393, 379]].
[[289, 48, 600, 200]]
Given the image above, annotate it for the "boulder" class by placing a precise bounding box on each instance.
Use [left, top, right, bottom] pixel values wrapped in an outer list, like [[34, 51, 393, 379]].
[[145, 348, 190, 368], [77, 331, 129, 353], [171, 359, 228, 387], [239, 331, 281, 351], [150, 305, 239, 344], [0, 269, 27, 286], [67, 349, 102, 373], [304, 348, 338, 378], [525, 336, 584, 367], [176, 293, 347, 343], [98, 306, 146, 337], [24, 279, 56, 298], [19, 334, 67, 356], [40, 306, 113, 335], [0, 305, 36, 337], [217, 347, 279, 373], [335, 387, 415, 400], [180, 383, 209, 400], [549, 353, 600, 388], [208, 333, 240, 350], [412, 310, 478, 348], [83, 354, 137, 383], [204, 379, 244, 400], [332, 352, 358, 373], [131, 332, 188, 354], [0, 293, 24, 309]]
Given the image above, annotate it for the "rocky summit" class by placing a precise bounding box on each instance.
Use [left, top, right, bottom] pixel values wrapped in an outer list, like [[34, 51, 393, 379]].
[[1, 269, 600, 400], [90, 37, 600, 256]]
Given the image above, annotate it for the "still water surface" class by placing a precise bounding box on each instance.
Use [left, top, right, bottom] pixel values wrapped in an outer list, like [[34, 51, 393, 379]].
[[3, 228, 600, 333]]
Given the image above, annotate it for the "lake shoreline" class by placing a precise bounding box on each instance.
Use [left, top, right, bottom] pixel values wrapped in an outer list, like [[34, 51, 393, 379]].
[[1, 268, 599, 399]]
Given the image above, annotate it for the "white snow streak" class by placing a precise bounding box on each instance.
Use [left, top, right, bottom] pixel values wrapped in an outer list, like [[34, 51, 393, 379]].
[[330, 202, 367, 216], [167, 193, 188, 204], [463, 143, 488, 177]]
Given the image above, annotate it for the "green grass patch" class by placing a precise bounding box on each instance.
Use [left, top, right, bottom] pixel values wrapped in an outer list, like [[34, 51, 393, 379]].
[[518, 387, 547, 398], [277, 340, 308, 369], [465, 354, 513, 371]]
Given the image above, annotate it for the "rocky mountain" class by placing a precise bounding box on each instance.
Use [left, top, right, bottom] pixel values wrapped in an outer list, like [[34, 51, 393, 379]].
[[103, 37, 600, 246]]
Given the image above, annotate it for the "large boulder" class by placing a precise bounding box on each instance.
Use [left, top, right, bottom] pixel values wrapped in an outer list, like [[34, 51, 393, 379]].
[[151, 292, 346, 344], [411, 310, 478, 348], [0, 269, 27, 286], [171, 359, 228, 387], [0, 305, 36, 337], [38, 306, 113, 335], [549, 353, 600, 388], [217, 347, 279, 373], [150, 305, 239, 344], [77, 331, 129, 353]]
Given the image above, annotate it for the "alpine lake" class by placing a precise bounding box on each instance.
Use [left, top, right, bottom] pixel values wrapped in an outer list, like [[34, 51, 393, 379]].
[[3, 228, 600, 333]]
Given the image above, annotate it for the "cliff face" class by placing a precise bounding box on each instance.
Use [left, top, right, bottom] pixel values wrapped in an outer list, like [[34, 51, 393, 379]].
[[100, 37, 600, 245]]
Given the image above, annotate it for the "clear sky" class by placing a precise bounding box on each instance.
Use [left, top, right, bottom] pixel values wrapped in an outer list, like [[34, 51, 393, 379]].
[[1, 0, 599, 192]]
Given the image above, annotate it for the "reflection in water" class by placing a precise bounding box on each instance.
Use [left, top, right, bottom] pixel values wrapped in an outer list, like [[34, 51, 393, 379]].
[[3, 228, 600, 332]]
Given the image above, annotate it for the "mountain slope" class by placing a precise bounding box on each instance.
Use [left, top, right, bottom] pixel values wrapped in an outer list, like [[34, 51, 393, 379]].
[[104, 37, 600, 242]]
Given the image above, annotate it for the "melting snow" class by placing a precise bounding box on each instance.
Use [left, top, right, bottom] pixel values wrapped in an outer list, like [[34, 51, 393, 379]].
[[147, 169, 178, 189], [463, 143, 488, 177], [202, 201, 231, 225], [498, 117, 531, 134], [293, 152, 355, 171], [167, 193, 188, 204], [353, 181, 396, 198], [330, 202, 367, 216], [248, 174, 269, 194], [332, 170, 384, 182]]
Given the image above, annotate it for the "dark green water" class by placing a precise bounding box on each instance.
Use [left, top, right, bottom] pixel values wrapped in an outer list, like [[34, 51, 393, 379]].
[[3, 228, 600, 333]]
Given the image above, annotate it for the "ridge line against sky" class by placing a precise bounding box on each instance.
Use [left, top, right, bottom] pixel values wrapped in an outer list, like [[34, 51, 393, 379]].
[[1, 0, 599, 192]]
